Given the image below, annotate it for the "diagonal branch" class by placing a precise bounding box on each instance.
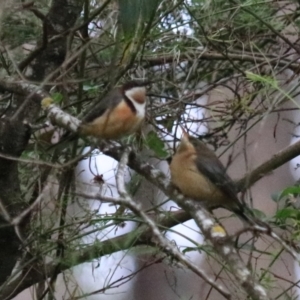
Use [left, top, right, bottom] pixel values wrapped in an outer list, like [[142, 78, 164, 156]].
[[236, 139, 300, 190], [115, 149, 231, 298]]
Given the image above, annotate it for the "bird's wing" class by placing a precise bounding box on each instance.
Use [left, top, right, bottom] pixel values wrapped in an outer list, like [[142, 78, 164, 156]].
[[82, 88, 122, 123], [194, 147, 238, 201], [194, 144, 258, 221], [193, 141, 265, 226]]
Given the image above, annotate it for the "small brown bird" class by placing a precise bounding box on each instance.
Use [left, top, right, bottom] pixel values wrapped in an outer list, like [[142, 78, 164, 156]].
[[78, 80, 149, 139], [170, 129, 256, 224]]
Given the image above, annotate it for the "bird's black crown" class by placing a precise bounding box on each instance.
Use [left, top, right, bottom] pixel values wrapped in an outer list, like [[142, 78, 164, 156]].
[[122, 80, 151, 91]]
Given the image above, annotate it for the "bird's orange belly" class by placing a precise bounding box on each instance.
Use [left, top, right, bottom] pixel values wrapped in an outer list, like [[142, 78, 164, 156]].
[[170, 155, 226, 207], [79, 101, 144, 139]]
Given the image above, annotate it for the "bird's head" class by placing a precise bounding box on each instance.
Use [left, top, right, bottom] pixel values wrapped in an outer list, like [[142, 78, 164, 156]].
[[177, 128, 211, 157], [176, 127, 196, 153], [122, 80, 151, 104]]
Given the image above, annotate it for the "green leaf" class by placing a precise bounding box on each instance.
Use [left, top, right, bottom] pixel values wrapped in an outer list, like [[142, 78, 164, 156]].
[[275, 208, 299, 220], [271, 186, 300, 202], [145, 131, 168, 158], [245, 71, 278, 88], [271, 192, 281, 202], [126, 173, 142, 196], [118, 0, 159, 37], [83, 84, 101, 92], [279, 186, 300, 199], [182, 246, 202, 254], [251, 208, 267, 219], [51, 92, 63, 104]]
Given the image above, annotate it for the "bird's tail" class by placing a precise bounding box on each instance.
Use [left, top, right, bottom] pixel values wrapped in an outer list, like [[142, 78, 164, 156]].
[[232, 202, 270, 230]]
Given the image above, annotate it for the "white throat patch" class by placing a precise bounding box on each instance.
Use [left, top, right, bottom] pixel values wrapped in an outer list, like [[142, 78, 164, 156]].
[[125, 87, 146, 117]]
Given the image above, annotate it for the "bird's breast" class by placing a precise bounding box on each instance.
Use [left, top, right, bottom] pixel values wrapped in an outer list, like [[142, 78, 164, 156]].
[[79, 100, 144, 139], [170, 152, 226, 207]]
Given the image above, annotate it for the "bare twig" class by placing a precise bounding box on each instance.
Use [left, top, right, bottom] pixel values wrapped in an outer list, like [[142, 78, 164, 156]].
[[174, 197, 267, 300], [143, 50, 300, 72]]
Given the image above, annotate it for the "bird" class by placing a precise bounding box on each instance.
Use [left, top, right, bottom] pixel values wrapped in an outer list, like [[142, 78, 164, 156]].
[[50, 80, 150, 148], [169, 128, 257, 224], [78, 80, 149, 140]]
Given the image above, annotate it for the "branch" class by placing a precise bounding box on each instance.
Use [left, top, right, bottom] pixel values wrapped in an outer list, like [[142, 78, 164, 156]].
[[0, 0, 84, 287], [0, 80, 48, 99], [41, 98, 81, 133], [40, 101, 300, 300], [143, 50, 300, 72], [43, 101, 300, 211], [91, 148, 270, 299], [0, 209, 189, 300], [236, 139, 300, 190], [115, 149, 231, 298], [175, 198, 269, 300], [229, 0, 300, 56]]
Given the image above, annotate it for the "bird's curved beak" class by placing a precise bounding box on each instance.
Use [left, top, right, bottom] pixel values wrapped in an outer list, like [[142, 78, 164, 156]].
[[175, 125, 190, 152], [179, 125, 189, 142]]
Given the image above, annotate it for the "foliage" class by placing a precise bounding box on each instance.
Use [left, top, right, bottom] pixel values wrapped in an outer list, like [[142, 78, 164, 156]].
[[1, 0, 300, 299]]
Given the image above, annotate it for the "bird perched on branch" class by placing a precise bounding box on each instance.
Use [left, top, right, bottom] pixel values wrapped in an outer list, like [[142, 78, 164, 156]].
[[50, 80, 150, 147], [169, 129, 258, 224], [78, 80, 149, 140]]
